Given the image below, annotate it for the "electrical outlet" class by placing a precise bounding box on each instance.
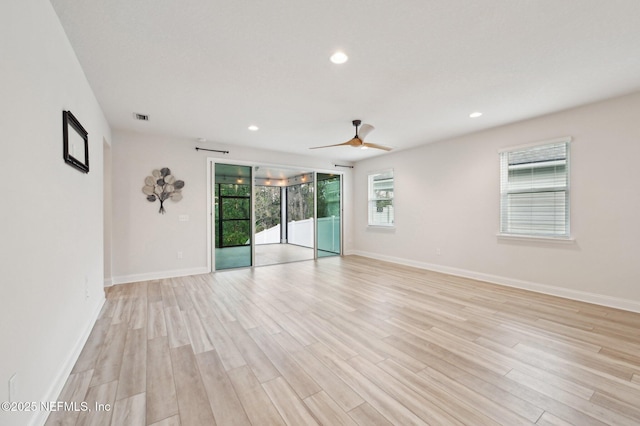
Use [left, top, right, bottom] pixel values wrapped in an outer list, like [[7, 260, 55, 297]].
[[85, 276, 89, 299], [9, 374, 16, 403], [436, 248, 442, 256], [177, 251, 183, 259]]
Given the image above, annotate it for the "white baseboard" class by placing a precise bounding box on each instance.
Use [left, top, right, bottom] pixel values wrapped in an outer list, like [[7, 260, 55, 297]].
[[111, 267, 210, 285], [103, 277, 113, 287], [30, 296, 106, 426], [350, 250, 640, 314]]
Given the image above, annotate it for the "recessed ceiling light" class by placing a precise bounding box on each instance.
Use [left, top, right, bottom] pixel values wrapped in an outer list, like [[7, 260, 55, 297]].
[[469, 112, 483, 118], [197, 137, 207, 143], [330, 51, 348, 64], [248, 125, 259, 131]]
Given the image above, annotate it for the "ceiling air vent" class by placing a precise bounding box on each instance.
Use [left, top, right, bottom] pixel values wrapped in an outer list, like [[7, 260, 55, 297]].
[[133, 113, 149, 121]]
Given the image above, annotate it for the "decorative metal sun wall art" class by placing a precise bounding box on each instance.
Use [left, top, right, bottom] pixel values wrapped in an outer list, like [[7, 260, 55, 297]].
[[142, 167, 185, 214]]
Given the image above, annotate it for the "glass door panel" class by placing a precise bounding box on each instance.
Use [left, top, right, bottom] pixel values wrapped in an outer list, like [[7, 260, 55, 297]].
[[214, 164, 252, 270], [316, 173, 341, 257]]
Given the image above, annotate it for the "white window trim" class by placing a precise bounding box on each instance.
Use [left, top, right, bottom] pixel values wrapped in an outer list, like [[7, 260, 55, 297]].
[[497, 136, 572, 153], [368, 224, 396, 230], [498, 136, 572, 240], [496, 233, 576, 244], [368, 168, 395, 228]]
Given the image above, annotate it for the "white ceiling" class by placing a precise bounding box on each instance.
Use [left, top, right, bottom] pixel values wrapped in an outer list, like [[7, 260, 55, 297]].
[[50, 0, 640, 162]]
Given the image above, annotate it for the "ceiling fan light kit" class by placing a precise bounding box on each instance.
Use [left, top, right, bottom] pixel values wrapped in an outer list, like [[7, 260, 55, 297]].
[[310, 119, 392, 151]]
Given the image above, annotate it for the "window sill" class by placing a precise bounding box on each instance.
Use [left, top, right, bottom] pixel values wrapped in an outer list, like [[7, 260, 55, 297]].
[[496, 233, 576, 244], [367, 224, 396, 230]]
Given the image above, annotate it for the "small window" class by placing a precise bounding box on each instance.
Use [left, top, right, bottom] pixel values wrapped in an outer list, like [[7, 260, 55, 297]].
[[368, 170, 394, 226], [499, 138, 570, 238]]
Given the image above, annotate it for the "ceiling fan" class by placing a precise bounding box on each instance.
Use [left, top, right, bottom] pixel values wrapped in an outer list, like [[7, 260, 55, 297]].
[[310, 120, 392, 151]]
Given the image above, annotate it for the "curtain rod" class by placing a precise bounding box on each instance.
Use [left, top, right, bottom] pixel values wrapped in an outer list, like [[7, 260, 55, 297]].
[[195, 147, 229, 154], [334, 164, 354, 169]]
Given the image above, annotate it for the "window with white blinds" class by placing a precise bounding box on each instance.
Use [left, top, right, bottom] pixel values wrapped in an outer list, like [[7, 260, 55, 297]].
[[368, 170, 394, 226], [499, 138, 571, 238]]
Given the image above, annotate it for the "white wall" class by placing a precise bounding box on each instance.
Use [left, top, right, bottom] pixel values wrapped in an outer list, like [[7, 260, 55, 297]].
[[111, 130, 353, 282], [353, 92, 640, 312], [0, 1, 112, 425], [104, 141, 113, 284]]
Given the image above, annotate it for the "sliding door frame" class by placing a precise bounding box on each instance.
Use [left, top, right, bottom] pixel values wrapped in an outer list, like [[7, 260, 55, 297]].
[[208, 159, 255, 271], [207, 158, 344, 272]]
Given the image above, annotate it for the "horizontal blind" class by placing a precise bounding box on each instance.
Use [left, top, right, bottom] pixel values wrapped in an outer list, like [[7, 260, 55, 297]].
[[500, 141, 569, 237], [368, 171, 394, 226]]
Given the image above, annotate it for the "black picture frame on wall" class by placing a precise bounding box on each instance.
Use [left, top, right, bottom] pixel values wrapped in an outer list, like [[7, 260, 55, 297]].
[[63, 110, 89, 173]]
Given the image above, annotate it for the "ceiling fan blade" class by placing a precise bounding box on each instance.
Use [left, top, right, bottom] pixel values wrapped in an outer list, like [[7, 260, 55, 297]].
[[362, 142, 393, 151], [358, 123, 375, 141], [310, 138, 361, 149]]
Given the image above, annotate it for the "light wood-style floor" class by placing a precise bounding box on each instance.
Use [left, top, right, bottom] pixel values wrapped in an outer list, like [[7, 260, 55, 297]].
[[255, 244, 314, 267], [46, 255, 640, 425]]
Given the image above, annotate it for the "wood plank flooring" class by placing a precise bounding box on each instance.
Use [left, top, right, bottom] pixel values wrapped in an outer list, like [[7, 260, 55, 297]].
[[45, 255, 640, 425]]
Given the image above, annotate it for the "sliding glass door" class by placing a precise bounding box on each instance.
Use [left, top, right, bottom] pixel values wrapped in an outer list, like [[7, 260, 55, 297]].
[[316, 173, 341, 257], [211, 162, 342, 270]]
